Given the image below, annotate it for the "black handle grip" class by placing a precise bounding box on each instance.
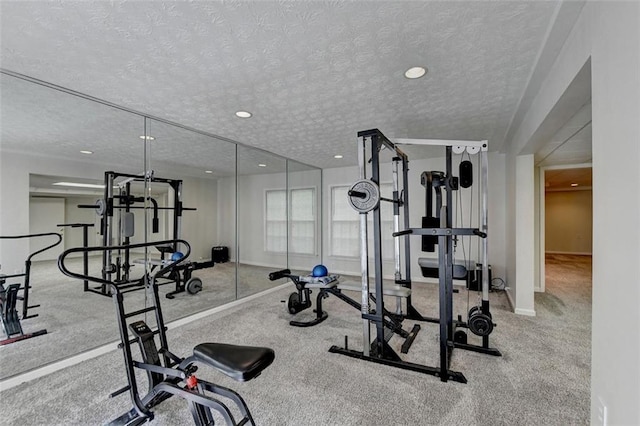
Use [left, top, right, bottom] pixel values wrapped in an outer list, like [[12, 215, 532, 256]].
[[392, 229, 413, 237], [348, 190, 367, 199], [473, 230, 487, 238], [269, 269, 291, 281]]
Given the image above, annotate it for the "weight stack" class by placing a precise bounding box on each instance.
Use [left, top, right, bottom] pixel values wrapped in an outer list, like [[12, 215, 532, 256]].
[[467, 264, 492, 291], [211, 246, 229, 263]]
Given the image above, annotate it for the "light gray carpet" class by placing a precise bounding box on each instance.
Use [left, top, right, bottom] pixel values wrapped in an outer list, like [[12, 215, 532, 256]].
[[0, 255, 591, 425], [0, 258, 287, 379]]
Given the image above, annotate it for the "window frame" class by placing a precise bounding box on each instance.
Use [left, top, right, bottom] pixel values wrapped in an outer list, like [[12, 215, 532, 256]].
[[264, 186, 317, 256]]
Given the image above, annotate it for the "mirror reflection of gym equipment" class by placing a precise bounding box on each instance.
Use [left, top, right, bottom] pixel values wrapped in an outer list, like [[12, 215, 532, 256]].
[[77, 171, 213, 299], [0, 233, 62, 345]]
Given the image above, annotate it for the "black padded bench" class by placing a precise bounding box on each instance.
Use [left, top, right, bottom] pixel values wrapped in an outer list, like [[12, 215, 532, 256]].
[[193, 343, 275, 382], [418, 257, 472, 282]]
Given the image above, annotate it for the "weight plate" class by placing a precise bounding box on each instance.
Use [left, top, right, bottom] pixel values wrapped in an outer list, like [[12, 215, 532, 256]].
[[454, 330, 468, 344], [287, 292, 300, 314], [468, 305, 481, 318], [186, 277, 203, 295], [468, 305, 492, 319], [347, 179, 380, 213], [468, 313, 493, 337], [96, 198, 106, 216]]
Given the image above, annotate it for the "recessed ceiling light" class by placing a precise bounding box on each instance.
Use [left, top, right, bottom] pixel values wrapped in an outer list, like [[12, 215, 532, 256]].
[[258, 163, 266, 167], [571, 183, 579, 187], [404, 66, 427, 79], [334, 154, 343, 159], [53, 182, 105, 189], [80, 150, 93, 154], [205, 170, 213, 174], [139, 135, 155, 140], [235, 111, 252, 118]]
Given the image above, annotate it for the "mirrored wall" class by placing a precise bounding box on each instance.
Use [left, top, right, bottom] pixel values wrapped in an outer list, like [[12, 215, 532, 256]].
[[0, 71, 322, 380]]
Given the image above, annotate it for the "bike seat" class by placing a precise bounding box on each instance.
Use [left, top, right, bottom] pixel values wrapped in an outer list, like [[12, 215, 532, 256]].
[[193, 343, 275, 382]]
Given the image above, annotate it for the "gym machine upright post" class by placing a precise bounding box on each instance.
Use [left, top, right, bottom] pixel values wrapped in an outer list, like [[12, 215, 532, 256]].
[[0, 232, 62, 345], [330, 129, 432, 373], [330, 129, 500, 383]]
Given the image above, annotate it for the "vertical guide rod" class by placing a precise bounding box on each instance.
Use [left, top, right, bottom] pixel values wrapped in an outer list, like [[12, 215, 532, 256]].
[[480, 150, 490, 302], [392, 157, 402, 314], [371, 135, 385, 356], [402, 155, 413, 310], [357, 136, 370, 357]]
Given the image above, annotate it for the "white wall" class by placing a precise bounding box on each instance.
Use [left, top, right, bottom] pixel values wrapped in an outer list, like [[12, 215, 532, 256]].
[[514, 155, 536, 316], [218, 170, 322, 271], [0, 152, 105, 273], [28, 197, 65, 261], [504, 2, 640, 423], [63, 196, 102, 250], [589, 3, 640, 424], [180, 177, 218, 260], [545, 190, 592, 254], [216, 176, 236, 260]]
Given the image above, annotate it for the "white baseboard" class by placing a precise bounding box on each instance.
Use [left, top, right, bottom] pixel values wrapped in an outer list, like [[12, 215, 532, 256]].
[[515, 307, 536, 316]]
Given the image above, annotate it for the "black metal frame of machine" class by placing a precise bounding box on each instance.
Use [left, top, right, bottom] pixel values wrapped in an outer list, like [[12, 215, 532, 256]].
[[330, 129, 501, 383], [58, 239, 274, 426]]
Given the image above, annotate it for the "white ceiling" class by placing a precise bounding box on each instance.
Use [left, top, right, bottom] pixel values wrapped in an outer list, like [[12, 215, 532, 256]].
[[544, 167, 592, 191], [0, 0, 576, 171]]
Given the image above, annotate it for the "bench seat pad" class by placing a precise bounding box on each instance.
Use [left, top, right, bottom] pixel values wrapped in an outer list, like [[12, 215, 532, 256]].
[[193, 343, 275, 382]]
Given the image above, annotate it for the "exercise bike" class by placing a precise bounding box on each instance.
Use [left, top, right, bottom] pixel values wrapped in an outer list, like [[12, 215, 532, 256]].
[[58, 239, 275, 425]]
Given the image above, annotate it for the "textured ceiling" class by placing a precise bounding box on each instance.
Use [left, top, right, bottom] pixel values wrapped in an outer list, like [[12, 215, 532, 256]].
[[0, 1, 561, 170], [536, 101, 592, 168]]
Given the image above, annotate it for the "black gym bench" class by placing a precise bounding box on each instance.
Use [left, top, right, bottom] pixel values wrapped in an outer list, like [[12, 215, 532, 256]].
[[269, 269, 420, 354]]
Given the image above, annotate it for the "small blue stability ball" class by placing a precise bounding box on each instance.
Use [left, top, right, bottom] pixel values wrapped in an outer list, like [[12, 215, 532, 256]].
[[312, 264, 328, 277], [171, 251, 184, 261]]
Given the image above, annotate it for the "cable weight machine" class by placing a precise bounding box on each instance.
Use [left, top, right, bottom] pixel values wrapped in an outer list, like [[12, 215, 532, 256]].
[[331, 129, 501, 383], [78, 171, 210, 298]]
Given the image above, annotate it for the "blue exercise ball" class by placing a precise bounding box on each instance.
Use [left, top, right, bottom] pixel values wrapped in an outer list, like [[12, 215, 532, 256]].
[[171, 251, 184, 261], [312, 264, 328, 277]]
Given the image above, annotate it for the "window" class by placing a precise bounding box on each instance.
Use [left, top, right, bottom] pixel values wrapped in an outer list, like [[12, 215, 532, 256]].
[[265, 190, 287, 253], [290, 188, 315, 254], [330, 184, 394, 259], [265, 188, 316, 255]]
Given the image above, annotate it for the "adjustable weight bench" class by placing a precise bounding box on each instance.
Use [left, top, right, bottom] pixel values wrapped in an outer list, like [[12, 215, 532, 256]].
[[269, 269, 420, 353]]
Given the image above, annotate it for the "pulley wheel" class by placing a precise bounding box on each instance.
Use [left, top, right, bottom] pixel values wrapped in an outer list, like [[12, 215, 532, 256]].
[[347, 179, 380, 213]]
